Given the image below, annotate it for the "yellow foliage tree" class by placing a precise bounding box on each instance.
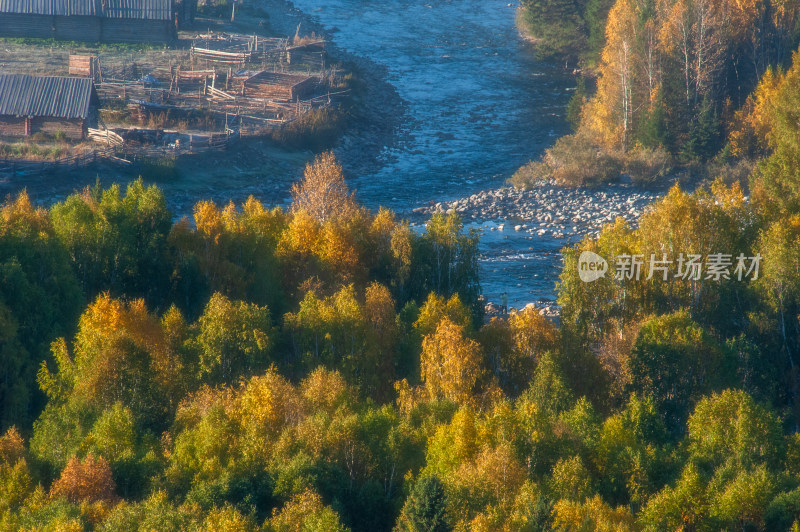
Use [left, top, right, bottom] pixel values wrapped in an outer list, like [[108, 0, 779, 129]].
[[291, 151, 357, 224], [202, 505, 254, 532], [553, 494, 637, 531], [420, 318, 484, 405], [583, 0, 640, 150], [728, 66, 784, 158], [236, 368, 304, 446], [266, 489, 350, 532], [415, 293, 473, 338], [69, 294, 166, 417]]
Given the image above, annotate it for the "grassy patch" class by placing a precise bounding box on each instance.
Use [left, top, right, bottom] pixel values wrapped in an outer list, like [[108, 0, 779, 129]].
[[138, 109, 220, 131], [134, 156, 180, 182], [0, 141, 68, 161], [270, 108, 346, 151], [516, 5, 586, 62], [0, 37, 166, 52], [510, 132, 621, 188]]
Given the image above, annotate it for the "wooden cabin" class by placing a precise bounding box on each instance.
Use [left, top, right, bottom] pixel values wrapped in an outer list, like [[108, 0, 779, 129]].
[[0, 0, 181, 43], [0, 75, 98, 140], [241, 71, 318, 101]]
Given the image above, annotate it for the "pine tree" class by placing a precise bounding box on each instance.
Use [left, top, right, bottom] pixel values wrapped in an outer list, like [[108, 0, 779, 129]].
[[395, 475, 451, 532]]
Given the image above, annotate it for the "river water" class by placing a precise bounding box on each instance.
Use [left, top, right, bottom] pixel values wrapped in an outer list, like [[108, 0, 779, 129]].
[[2, 0, 578, 308], [290, 0, 576, 307]]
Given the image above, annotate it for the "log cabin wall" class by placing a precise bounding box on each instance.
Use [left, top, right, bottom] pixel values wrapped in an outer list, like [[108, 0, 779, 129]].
[[0, 0, 178, 43], [30, 117, 85, 140], [0, 117, 28, 137]]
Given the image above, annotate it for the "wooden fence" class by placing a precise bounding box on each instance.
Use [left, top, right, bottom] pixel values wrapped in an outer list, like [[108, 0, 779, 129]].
[[0, 148, 120, 178], [0, 130, 239, 179]]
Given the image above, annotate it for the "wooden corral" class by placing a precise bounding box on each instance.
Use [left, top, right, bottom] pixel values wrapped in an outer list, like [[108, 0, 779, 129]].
[[190, 33, 327, 72], [191, 33, 290, 66], [0, 74, 98, 140], [241, 71, 318, 101], [286, 40, 327, 65], [0, 0, 178, 43]]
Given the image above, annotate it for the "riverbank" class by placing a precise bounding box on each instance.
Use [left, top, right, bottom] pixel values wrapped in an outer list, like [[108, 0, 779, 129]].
[[258, 0, 405, 179], [0, 0, 405, 218], [409, 181, 662, 320], [413, 181, 660, 240]]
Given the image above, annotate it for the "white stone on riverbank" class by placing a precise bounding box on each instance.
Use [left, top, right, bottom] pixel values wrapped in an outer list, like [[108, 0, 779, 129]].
[[414, 181, 662, 239]]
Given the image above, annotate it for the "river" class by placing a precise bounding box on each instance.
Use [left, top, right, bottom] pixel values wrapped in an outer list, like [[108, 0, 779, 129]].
[[289, 0, 577, 308], [3, 0, 583, 309]]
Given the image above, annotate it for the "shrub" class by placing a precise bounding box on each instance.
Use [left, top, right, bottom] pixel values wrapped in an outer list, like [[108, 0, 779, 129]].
[[509, 160, 551, 188], [509, 132, 621, 188], [707, 158, 754, 188], [271, 108, 345, 151], [197, 0, 229, 17], [624, 145, 671, 186], [136, 156, 179, 181]]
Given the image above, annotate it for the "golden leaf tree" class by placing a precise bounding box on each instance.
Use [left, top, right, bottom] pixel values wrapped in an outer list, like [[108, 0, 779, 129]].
[[421, 317, 485, 405], [291, 152, 357, 224]]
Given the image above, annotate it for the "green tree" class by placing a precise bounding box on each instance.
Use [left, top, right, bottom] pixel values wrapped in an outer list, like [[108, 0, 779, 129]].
[[680, 99, 721, 162], [395, 475, 451, 532], [753, 216, 800, 420], [0, 191, 82, 431], [410, 213, 481, 322], [752, 48, 800, 217], [629, 312, 732, 433], [50, 179, 172, 307], [687, 389, 782, 472], [194, 292, 275, 385], [595, 394, 670, 507], [522, 352, 574, 417]]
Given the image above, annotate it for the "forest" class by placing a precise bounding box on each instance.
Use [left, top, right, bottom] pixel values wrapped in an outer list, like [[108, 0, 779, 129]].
[[515, 0, 800, 188], [0, 144, 799, 530], [4, 0, 800, 528]]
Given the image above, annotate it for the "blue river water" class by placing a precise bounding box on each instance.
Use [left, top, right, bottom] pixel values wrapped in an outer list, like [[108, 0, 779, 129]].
[[290, 0, 577, 307], [3, 0, 577, 308]]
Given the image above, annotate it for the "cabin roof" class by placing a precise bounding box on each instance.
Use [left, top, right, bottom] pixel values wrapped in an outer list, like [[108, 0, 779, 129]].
[[0, 75, 95, 120], [0, 0, 173, 20]]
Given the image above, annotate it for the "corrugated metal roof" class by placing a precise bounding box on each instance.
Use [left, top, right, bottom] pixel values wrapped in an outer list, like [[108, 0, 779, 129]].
[[104, 0, 172, 20], [0, 75, 94, 119], [0, 0, 173, 19], [0, 0, 100, 16]]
